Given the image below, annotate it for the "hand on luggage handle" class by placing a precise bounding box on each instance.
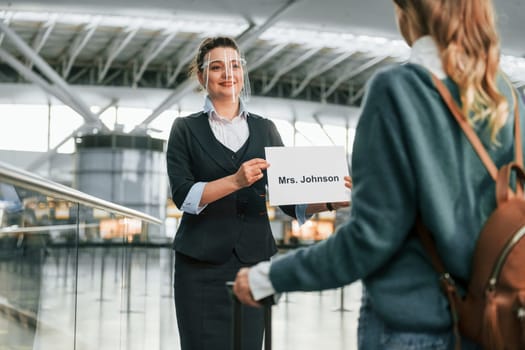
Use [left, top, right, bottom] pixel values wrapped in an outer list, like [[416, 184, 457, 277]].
[[226, 281, 274, 306]]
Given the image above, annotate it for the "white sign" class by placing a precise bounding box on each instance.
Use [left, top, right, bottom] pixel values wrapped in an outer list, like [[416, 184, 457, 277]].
[[265, 146, 350, 206]]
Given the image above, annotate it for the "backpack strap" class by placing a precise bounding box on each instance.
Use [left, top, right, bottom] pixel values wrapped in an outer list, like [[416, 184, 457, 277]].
[[512, 89, 524, 197], [415, 218, 462, 350], [513, 90, 523, 168], [431, 75, 523, 195]]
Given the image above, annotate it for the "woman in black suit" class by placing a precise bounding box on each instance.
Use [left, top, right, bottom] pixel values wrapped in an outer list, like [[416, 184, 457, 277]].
[[167, 36, 349, 350]]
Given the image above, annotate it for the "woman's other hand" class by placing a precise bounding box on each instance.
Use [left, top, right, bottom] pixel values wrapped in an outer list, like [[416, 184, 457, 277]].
[[330, 176, 353, 210], [344, 175, 352, 189]]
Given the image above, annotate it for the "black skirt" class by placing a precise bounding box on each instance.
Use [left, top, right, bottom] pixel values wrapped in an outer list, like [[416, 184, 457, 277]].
[[174, 251, 265, 350]]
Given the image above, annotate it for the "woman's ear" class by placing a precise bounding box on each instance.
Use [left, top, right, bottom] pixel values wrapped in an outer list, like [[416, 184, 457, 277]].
[[197, 71, 205, 87]]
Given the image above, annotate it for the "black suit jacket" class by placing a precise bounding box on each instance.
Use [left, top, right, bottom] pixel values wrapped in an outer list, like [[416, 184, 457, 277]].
[[166, 111, 295, 264]]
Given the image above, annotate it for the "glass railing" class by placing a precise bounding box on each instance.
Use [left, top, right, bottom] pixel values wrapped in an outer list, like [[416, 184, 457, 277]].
[[0, 161, 175, 350]]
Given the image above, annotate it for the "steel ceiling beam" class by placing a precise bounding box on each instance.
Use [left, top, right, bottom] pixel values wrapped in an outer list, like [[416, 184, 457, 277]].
[[348, 85, 366, 105], [132, 29, 178, 87], [62, 18, 100, 78], [323, 55, 386, 100], [247, 43, 288, 72], [98, 24, 140, 82], [292, 117, 315, 145], [261, 46, 320, 95], [312, 114, 336, 145], [0, 48, 89, 118], [291, 50, 356, 97], [0, 12, 12, 47], [166, 43, 198, 87], [236, 0, 299, 51], [27, 14, 57, 69], [0, 20, 105, 129]]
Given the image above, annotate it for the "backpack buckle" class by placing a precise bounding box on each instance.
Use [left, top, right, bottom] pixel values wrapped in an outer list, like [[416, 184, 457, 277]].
[[517, 307, 525, 320], [440, 272, 455, 286]]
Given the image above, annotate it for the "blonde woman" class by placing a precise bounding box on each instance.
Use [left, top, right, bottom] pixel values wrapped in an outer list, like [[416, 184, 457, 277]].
[[234, 1, 525, 349]]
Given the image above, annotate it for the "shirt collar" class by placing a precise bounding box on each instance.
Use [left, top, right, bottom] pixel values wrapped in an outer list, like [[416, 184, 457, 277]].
[[203, 96, 249, 121], [409, 36, 447, 79]]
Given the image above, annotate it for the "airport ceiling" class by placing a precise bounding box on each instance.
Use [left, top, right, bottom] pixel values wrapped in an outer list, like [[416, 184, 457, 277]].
[[0, 0, 523, 129]]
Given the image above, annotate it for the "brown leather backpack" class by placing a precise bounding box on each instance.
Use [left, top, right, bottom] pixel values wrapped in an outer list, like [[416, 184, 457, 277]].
[[416, 75, 525, 350]]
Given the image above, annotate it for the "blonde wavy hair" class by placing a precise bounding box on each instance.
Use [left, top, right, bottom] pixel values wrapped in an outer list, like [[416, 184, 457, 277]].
[[393, 0, 509, 144]]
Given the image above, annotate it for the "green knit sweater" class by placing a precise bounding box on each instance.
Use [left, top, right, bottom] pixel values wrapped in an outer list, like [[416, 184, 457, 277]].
[[270, 63, 525, 331]]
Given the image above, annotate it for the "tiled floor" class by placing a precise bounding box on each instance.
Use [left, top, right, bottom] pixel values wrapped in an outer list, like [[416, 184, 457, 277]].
[[1, 247, 361, 350]]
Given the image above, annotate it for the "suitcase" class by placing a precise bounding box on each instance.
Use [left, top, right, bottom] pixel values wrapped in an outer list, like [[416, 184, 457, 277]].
[[226, 281, 273, 350]]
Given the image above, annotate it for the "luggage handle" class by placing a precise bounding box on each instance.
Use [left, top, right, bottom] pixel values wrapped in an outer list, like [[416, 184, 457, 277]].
[[226, 281, 273, 350]]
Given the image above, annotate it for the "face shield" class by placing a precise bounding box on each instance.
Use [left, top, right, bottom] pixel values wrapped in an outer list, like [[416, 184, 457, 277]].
[[201, 49, 251, 103]]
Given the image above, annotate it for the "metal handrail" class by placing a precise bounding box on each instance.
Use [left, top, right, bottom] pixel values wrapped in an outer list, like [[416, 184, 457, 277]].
[[0, 160, 162, 225], [0, 223, 100, 234]]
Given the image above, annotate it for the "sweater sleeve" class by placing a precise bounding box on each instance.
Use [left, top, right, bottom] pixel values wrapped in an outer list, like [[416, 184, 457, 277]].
[[269, 68, 418, 292]]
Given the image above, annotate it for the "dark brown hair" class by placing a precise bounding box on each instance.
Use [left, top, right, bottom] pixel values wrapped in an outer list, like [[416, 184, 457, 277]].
[[189, 36, 240, 77]]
